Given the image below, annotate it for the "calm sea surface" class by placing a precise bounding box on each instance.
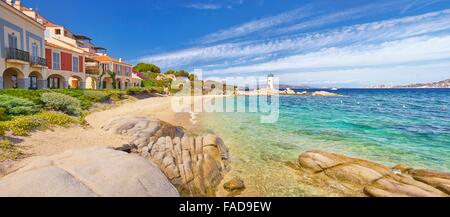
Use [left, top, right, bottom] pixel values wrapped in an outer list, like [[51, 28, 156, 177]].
[[198, 88, 450, 196]]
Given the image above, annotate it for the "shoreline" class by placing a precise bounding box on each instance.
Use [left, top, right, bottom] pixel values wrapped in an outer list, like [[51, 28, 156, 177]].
[[1, 95, 449, 197]]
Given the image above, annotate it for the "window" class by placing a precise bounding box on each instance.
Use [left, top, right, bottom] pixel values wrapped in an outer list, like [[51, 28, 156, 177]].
[[55, 29, 61, 35], [8, 33, 18, 49], [48, 77, 60, 89], [11, 75, 18, 88], [72, 56, 79, 72], [32, 43, 38, 58], [29, 76, 37, 89], [52, 52, 60, 70]]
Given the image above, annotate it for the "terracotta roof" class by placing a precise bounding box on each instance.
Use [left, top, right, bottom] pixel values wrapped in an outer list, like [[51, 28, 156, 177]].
[[43, 21, 61, 27], [46, 41, 84, 55], [94, 55, 131, 66]]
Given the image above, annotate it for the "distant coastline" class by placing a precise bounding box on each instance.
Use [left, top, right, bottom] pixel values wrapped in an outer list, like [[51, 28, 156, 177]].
[[368, 78, 450, 89]]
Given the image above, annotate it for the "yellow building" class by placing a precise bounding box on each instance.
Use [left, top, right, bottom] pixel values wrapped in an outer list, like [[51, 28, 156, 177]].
[[1, 0, 47, 89]]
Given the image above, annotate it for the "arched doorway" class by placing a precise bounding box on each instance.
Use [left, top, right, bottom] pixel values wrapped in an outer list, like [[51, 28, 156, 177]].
[[2, 67, 25, 89], [68, 76, 83, 89], [47, 74, 65, 89], [102, 77, 113, 89], [116, 78, 122, 90], [29, 71, 44, 89], [85, 77, 97, 89]]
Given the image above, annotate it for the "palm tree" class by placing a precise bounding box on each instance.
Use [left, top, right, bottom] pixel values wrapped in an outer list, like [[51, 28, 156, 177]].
[[107, 70, 117, 89]]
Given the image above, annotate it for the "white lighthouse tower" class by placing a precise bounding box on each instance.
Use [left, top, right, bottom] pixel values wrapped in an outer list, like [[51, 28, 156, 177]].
[[267, 73, 274, 90]]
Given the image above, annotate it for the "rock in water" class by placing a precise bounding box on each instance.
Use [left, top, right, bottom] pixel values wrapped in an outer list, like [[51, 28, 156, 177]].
[[297, 150, 449, 197], [0, 148, 179, 197], [103, 116, 229, 197], [223, 177, 246, 192]]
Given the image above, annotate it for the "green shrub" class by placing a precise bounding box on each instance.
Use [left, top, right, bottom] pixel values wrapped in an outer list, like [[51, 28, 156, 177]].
[[84, 90, 110, 102], [101, 89, 126, 101], [1, 115, 45, 136], [41, 92, 81, 116], [0, 107, 7, 121], [50, 89, 92, 109], [35, 112, 79, 127], [0, 89, 45, 105], [0, 95, 40, 116]]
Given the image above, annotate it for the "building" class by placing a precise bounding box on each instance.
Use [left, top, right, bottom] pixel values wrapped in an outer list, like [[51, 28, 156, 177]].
[[1, 0, 138, 90], [268, 73, 274, 90], [1, 0, 47, 89], [94, 54, 134, 89]]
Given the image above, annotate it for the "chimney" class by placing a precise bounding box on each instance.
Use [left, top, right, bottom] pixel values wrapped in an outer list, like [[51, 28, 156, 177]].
[[14, 0, 22, 10], [119, 58, 122, 62]]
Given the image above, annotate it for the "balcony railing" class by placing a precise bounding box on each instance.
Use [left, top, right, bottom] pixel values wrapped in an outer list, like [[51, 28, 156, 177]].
[[31, 56, 47, 67], [5, 48, 47, 67], [85, 66, 100, 75], [6, 47, 30, 62]]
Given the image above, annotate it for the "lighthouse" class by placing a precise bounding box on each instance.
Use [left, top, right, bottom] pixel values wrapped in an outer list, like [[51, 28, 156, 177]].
[[267, 73, 274, 90]]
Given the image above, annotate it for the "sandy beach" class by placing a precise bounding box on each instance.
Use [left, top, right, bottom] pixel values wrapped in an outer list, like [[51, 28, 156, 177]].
[[4, 97, 192, 168]]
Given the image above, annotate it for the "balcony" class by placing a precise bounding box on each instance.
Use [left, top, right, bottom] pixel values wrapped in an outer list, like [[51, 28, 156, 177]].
[[85, 66, 100, 75], [5, 47, 30, 63], [31, 56, 47, 67]]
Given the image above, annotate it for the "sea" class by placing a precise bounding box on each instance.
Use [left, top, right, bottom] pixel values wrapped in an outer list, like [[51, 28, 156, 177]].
[[196, 88, 450, 196]]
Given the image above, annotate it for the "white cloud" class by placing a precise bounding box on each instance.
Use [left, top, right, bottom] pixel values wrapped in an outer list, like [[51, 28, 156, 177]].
[[204, 35, 450, 75], [199, 6, 313, 43], [184, 3, 223, 10], [139, 9, 450, 70]]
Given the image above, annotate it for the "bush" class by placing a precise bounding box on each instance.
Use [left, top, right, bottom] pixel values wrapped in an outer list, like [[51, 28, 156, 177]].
[[0, 112, 79, 136], [84, 90, 110, 102], [0, 95, 40, 116], [0, 139, 22, 161], [0, 107, 7, 121], [41, 92, 81, 116], [50, 89, 92, 109], [0, 89, 45, 105], [101, 89, 126, 101], [35, 112, 79, 127], [1, 115, 45, 136]]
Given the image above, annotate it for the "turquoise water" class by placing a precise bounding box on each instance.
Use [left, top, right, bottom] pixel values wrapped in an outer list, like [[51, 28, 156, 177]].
[[199, 89, 450, 196]]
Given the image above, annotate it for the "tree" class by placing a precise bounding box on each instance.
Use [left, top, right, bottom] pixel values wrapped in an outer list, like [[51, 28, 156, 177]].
[[133, 63, 161, 76], [164, 70, 176, 75], [188, 74, 197, 81], [175, 70, 189, 78], [107, 70, 117, 89]]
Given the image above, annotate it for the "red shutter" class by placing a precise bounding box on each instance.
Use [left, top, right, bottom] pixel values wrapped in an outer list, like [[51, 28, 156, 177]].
[[79, 56, 84, 73], [61, 52, 72, 71], [45, 48, 52, 69]]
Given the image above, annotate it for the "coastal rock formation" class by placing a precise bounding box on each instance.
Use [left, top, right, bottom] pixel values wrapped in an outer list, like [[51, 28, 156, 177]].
[[0, 148, 179, 197], [102, 116, 229, 196], [311, 91, 342, 97], [236, 89, 342, 97], [297, 150, 449, 197]]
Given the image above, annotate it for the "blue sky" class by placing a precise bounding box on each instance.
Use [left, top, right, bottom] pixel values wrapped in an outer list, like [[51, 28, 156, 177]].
[[25, 0, 450, 87]]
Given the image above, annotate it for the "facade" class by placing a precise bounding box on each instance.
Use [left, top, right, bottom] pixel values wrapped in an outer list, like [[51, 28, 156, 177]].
[[1, 0, 47, 89], [94, 54, 134, 89], [1, 0, 139, 90]]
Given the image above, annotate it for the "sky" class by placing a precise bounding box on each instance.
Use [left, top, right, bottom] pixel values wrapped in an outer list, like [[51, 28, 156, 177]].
[[25, 0, 450, 87]]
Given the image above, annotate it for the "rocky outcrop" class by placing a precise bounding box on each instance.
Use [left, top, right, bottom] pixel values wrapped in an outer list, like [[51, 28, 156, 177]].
[[0, 148, 179, 197], [297, 150, 449, 197], [103, 116, 229, 197], [311, 91, 342, 97]]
